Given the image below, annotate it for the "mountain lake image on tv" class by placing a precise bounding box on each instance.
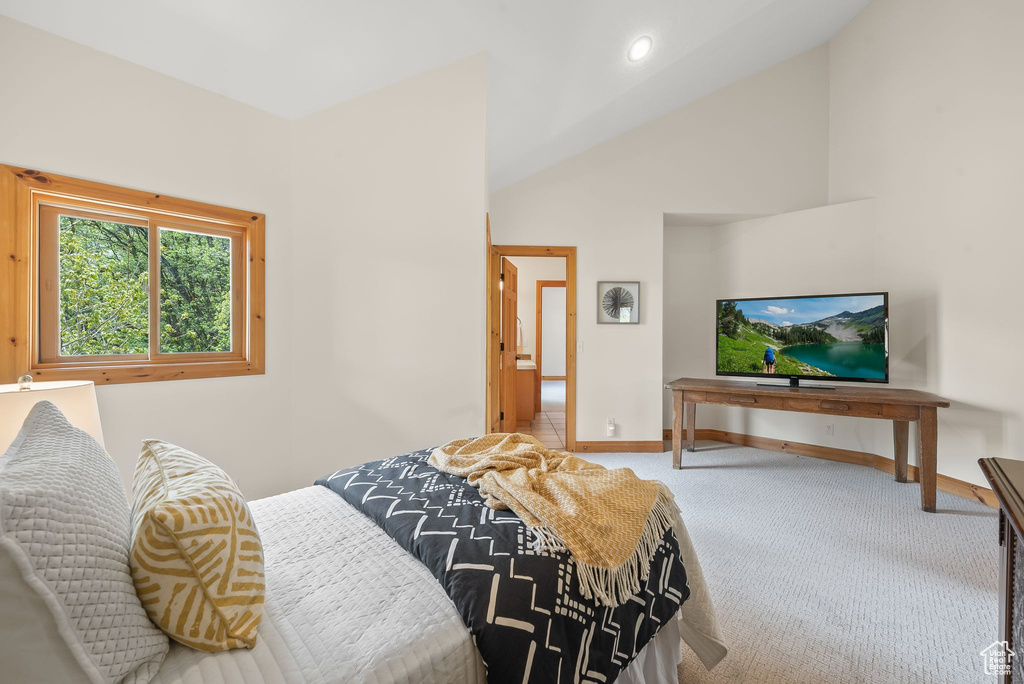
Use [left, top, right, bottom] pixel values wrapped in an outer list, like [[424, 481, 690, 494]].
[[716, 293, 888, 382]]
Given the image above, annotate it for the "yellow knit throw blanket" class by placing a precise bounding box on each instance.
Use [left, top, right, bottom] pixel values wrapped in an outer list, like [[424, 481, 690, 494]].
[[429, 433, 679, 607]]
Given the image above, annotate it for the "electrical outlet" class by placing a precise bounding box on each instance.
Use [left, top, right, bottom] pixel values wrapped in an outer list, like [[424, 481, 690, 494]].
[[606, 418, 615, 437], [825, 423, 835, 437]]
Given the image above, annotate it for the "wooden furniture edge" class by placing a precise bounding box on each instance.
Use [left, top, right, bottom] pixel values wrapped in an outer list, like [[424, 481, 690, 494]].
[[664, 377, 950, 408], [514, 365, 536, 423], [575, 441, 663, 453], [662, 427, 998, 508], [980, 459, 1024, 536], [979, 457, 1022, 682]]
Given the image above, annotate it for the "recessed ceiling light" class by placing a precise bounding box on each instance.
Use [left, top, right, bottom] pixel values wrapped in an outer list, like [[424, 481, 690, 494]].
[[628, 36, 653, 62]]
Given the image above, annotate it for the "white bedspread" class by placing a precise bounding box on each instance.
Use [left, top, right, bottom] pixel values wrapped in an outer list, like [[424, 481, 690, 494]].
[[151, 485, 723, 684]]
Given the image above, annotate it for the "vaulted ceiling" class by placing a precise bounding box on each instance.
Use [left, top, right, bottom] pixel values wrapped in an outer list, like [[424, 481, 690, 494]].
[[0, 0, 869, 189]]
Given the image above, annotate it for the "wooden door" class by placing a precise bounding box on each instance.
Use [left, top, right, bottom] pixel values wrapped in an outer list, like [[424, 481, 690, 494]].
[[500, 258, 518, 432], [486, 216, 501, 434]]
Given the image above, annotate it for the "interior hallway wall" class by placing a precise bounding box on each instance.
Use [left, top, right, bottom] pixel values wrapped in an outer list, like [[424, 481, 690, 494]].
[[542, 287, 567, 377], [507, 257, 565, 359]]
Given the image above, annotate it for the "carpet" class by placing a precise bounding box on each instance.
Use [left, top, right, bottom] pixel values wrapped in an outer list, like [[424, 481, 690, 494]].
[[583, 442, 998, 683]]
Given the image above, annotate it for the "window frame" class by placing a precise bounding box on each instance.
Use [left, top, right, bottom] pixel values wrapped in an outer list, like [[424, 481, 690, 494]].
[[1, 165, 265, 385]]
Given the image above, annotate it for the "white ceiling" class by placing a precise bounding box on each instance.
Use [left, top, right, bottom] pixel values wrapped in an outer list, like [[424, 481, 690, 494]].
[[0, 0, 869, 190]]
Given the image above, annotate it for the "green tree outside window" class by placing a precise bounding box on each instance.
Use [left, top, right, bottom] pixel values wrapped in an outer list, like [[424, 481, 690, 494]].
[[57, 215, 232, 357]]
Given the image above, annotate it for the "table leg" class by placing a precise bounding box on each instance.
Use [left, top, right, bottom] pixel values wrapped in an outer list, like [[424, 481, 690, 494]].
[[685, 402, 696, 453], [672, 391, 683, 469], [893, 420, 909, 483], [919, 407, 937, 512]]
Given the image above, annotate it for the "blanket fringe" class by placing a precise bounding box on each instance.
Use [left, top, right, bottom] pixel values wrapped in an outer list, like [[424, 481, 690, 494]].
[[528, 525, 567, 554], [527, 484, 680, 607]]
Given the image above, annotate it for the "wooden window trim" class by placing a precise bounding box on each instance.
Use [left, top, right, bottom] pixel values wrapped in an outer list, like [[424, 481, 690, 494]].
[[0, 165, 265, 385]]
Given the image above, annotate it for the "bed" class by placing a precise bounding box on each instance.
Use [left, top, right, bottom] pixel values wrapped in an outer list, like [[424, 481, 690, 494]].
[[150, 475, 725, 684], [1, 404, 725, 684]]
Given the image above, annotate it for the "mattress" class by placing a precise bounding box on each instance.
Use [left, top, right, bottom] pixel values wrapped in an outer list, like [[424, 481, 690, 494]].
[[150, 486, 694, 684]]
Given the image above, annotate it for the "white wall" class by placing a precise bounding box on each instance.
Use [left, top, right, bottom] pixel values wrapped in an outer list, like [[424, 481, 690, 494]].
[[0, 16, 295, 499], [286, 54, 488, 490], [542, 287, 567, 376], [507, 257, 564, 358], [490, 46, 831, 442], [10, 0, 1012, 493], [663, 0, 1024, 486], [0, 17, 490, 497], [662, 224, 714, 428], [826, 0, 1024, 484], [664, 201, 886, 444]]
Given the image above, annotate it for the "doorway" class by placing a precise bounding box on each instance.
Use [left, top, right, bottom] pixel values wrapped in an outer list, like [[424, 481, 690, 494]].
[[486, 244, 576, 451], [534, 280, 567, 448]]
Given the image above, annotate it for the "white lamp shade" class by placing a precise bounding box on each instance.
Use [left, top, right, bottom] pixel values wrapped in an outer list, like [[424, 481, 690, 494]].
[[0, 380, 104, 453]]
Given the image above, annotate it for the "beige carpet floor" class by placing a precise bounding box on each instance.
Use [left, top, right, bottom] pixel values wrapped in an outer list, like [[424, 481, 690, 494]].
[[584, 442, 998, 683]]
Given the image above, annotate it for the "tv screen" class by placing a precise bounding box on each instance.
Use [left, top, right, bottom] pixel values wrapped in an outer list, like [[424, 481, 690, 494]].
[[716, 293, 888, 383]]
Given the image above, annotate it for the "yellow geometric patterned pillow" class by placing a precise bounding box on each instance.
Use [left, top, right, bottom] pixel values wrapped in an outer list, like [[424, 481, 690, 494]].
[[129, 439, 264, 652]]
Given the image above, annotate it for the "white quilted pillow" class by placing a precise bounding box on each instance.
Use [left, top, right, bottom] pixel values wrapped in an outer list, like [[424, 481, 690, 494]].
[[0, 401, 168, 684]]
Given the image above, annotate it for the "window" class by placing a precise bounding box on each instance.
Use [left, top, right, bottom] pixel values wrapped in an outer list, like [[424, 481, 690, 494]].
[[1, 166, 265, 384]]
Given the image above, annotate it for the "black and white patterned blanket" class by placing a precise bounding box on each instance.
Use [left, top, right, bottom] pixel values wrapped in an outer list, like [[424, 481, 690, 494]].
[[315, 447, 689, 684]]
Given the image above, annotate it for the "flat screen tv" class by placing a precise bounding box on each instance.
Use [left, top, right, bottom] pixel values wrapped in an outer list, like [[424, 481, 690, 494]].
[[716, 292, 888, 385]]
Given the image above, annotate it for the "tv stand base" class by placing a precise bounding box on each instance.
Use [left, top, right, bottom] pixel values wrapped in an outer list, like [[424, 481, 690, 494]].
[[665, 377, 950, 512], [757, 378, 837, 390]]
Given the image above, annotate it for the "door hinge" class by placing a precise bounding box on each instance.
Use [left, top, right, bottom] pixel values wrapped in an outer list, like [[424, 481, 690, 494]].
[[500, 412, 504, 421], [500, 342, 505, 352]]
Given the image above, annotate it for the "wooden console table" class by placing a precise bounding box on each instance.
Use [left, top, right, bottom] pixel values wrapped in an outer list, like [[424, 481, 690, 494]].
[[666, 377, 950, 512]]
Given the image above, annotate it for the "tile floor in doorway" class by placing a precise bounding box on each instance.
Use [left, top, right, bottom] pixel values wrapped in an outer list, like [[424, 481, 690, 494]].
[[517, 380, 566, 449]]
